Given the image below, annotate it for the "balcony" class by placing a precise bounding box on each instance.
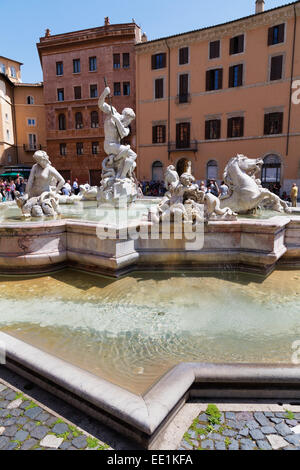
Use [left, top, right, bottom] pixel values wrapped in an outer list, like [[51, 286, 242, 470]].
[[176, 93, 191, 105], [168, 140, 198, 153], [23, 144, 42, 152]]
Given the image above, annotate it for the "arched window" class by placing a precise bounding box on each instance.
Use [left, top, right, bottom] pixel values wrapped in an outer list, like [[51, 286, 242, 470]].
[[91, 111, 99, 128], [27, 96, 34, 105], [261, 154, 281, 191], [58, 114, 66, 130], [206, 160, 218, 181], [152, 161, 163, 181], [75, 112, 83, 129], [176, 158, 191, 177]]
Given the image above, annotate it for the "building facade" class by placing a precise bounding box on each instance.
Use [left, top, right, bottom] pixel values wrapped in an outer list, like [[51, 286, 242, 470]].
[[136, 1, 300, 194], [0, 56, 46, 176], [37, 20, 142, 185]]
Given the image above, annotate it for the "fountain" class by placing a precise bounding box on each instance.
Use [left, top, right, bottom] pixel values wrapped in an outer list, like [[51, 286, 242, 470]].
[[1, 88, 300, 448]]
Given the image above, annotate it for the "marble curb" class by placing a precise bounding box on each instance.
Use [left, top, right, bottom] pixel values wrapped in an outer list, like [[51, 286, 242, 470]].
[[1, 332, 300, 448]]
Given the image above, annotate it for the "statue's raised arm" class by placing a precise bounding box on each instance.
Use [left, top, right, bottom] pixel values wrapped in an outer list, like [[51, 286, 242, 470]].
[[98, 87, 116, 115]]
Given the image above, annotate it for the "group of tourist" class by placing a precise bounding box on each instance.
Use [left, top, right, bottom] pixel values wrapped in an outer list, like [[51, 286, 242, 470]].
[[0, 177, 26, 202]]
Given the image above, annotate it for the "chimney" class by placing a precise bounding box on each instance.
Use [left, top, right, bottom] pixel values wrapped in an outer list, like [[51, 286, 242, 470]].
[[256, 0, 265, 14], [45, 28, 51, 37], [104, 17, 110, 26], [142, 32, 148, 43]]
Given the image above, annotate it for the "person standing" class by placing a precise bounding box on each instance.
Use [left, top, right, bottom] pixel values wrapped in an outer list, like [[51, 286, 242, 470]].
[[72, 178, 79, 195], [291, 183, 299, 208]]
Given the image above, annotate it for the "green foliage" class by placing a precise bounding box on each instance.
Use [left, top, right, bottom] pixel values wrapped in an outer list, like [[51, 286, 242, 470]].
[[15, 392, 26, 401], [284, 410, 295, 420], [86, 437, 99, 449], [206, 404, 222, 426], [225, 437, 232, 448], [25, 401, 37, 410]]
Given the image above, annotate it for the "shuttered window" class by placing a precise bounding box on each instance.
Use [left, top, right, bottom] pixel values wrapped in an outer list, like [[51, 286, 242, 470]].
[[230, 35, 244, 55], [227, 117, 244, 138], [179, 47, 189, 65], [206, 69, 223, 91], [74, 86, 81, 100], [114, 82, 121, 96], [123, 53, 130, 68], [268, 24, 285, 45], [152, 125, 166, 144], [229, 64, 243, 87], [205, 120, 221, 140], [155, 78, 164, 99], [151, 53, 167, 70], [176, 122, 190, 148], [264, 112, 283, 135], [270, 55, 283, 81], [209, 41, 220, 59], [179, 74, 189, 102]]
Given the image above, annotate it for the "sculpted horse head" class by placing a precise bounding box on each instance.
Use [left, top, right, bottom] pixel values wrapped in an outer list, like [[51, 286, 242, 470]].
[[223, 154, 263, 190]]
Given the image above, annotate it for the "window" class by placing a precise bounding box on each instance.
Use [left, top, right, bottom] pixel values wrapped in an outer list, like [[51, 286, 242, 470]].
[[0, 63, 5, 74], [73, 59, 81, 73], [152, 125, 166, 144], [56, 62, 63, 76], [91, 111, 99, 128], [270, 55, 283, 81], [27, 118, 36, 126], [123, 53, 130, 68], [114, 82, 121, 96], [209, 41, 220, 59], [10, 66, 16, 78], [152, 161, 164, 181], [178, 74, 189, 103], [155, 78, 164, 99], [151, 53, 167, 70], [264, 112, 283, 135], [261, 155, 281, 189], [206, 69, 223, 91], [92, 142, 99, 155], [27, 96, 34, 105], [28, 134, 37, 150], [207, 160, 218, 180], [113, 54, 121, 69], [76, 143, 83, 155], [75, 112, 83, 129], [57, 89, 64, 101], [268, 24, 285, 46], [179, 47, 189, 65], [230, 34, 244, 55], [229, 64, 243, 87], [58, 114, 66, 130], [90, 84, 98, 98], [89, 56, 97, 72], [227, 116, 244, 138], [123, 82, 130, 96], [60, 143, 67, 156], [176, 122, 190, 149], [205, 119, 221, 140], [6, 129, 10, 141], [74, 86, 81, 100]]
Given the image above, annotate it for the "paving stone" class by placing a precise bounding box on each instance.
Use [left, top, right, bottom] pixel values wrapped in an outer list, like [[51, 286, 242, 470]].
[[239, 427, 249, 437], [236, 412, 253, 422], [24, 406, 42, 420], [5, 392, 17, 401], [11, 409, 22, 417], [294, 413, 300, 419], [270, 417, 283, 424], [40, 434, 64, 449], [261, 426, 276, 434], [284, 446, 299, 451], [250, 429, 265, 441], [198, 413, 209, 423], [14, 430, 29, 442], [225, 412, 236, 420], [222, 429, 237, 438], [291, 425, 300, 434], [30, 425, 49, 440], [267, 434, 289, 450], [23, 421, 37, 432], [16, 417, 28, 426], [275, 413, 286, 418], [254, 412, 272, 427], [215, 441, 226, 450], [246, 420, 260, 430], [7, 398, 22, 409], [286, 419, 298, 427], [0, 385, 7, 393], [228, 439, 239, 451], [227, 420, 243, 430], [264, 412, 274, 418], [196, 424, 207, 430], [0, 401, 9, 409], [3, 425, 18, 437], [3, 418, 16, 426], [38, 412, 51, 423], [0, 410, 11, 418], [72, 436, 87, 449], [46, 416, 58, 426], [240, 439, 256, 451], [275, 422, 293, 437], [188, 430, 197, 440], [0, 436, 10, 449], [285, 434, 300, 446], [59, 441, 73, 450], [208, 433, 225, 442], [257, 440, 272, 451], [20, 401, 31, 410], [201, 439, 214, 450], [182, 441, 193, 450], [6, 442, 18, 450], [20, 438, 39, 450]]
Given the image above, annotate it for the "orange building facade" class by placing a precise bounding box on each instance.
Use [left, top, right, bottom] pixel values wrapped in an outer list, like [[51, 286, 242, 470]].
[[135, 1, 300, 194], [37, 21, 142, 185]]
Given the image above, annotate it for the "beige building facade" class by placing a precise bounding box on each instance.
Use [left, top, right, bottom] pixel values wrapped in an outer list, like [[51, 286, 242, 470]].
[[136, 1, 300, 194]]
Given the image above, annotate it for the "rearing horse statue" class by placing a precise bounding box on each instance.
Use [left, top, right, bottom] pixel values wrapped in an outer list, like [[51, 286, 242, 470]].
[[220, 154, 291, 214]]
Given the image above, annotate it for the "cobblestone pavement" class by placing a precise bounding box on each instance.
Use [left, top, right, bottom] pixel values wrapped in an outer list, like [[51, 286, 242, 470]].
[[0, 379, 111, 451], [179, 405, 300, 451]]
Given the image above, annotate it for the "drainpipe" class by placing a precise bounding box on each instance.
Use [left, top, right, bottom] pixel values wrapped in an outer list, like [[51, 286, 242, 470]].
[[165, 39, 171, 160], [286, 4, 297, 156]]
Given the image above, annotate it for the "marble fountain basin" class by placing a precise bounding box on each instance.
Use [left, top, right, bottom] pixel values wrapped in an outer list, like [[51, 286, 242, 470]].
[[1, 203, 300, 447]]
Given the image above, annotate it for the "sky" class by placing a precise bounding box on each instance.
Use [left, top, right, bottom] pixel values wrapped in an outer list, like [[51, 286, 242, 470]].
[[0, 0, 294, 83]]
